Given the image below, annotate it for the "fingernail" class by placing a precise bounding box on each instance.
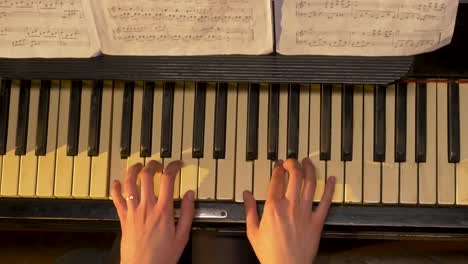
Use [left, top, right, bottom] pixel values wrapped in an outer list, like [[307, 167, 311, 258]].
[[328, 176, 336, 184], [187, 190, 195, 201], [243, 191, 249, 200], [275, 160, 283, 167]]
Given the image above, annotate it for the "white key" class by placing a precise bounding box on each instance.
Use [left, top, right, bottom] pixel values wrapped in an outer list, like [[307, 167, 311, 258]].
[[310, 84, 326, 202], [278, 84, 288, 161], [109, 81, 127, 198], [150, 81, 163, 196], [36, 81, 60, 197], [278, 84, 288, 190], [363, 85, 381, 203], [437, 82, 455, 204], [345, 85, 363, 203], [55, 81, 75, 198], [1, 80, 20, 197], [90, 81, 113, 199], [72, 81, 92, 198], [18, 80, 40, 197], [253, 84, 271, 200], [164, 82, 184, 199], [180, 82, 198, 198], [216, 83, 237, 200], [235, 83, 253, 202], [298, 84, 309, 160], [382, 84, 399, 204], [419, 82, 437, 205], [198, 82, 217, 200], [327, 85, 344, 202], [127, 81, 144, 169], [400, 83, 418, 204], [457, 81, 468, 205]]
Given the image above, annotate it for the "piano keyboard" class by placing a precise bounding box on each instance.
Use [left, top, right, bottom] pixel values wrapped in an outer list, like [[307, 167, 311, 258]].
[[0, 79, 468, 205]]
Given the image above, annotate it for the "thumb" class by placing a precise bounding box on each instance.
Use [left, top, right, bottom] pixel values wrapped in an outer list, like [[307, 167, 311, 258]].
[[243, 191, 259, 240], [176, 190, 195, 246]]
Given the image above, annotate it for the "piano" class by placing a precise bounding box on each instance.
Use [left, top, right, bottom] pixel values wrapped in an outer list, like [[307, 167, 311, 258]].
[[0, 2, 467, 240]]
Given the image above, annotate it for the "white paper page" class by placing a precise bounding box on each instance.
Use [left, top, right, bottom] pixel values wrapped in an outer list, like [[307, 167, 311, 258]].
[[91, 0, 273, 55], [276, 0, 459, 56], [0, 0, 101, 58]]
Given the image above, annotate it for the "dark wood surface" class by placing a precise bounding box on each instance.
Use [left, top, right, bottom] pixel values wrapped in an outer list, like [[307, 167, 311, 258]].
[[0, 198, 467, 239]]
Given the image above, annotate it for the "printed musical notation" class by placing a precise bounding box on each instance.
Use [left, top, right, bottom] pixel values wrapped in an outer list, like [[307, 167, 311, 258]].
[[113, 27, 254, 42], [277, 0, 458, 56], [0, 0, 85, 19], [295, 29, 441, 49], [91, 0, 272, 55], [107, 3, 254, 44], [0, 0, 99, 58], [108, 6, 254, 23], [0, 26, 89, 48], [295, 0, 449, 22]]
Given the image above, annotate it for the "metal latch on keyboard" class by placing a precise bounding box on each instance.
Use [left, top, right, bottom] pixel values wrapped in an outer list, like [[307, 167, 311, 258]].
[[174, 208, 228, 219]]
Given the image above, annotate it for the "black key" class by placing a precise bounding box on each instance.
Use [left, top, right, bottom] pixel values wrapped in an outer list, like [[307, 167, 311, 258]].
[[87, 80, 103, 157], [35, 80, 51, 156], [0, 79, 11, 155], [448, 82, 460, 163], [67, 80, 82, 156], [287, 84, 300, 159], [213, 83, 228, 159], [394, 83, 407, 162], [246, 83, 260, 161], [374, 85, 386, 162], [120, 81, 134, 158], [320, 84, 332, 161], [267, 84, 280, 160], [160, 82, 175, 158], [15, 80, 31, 156], [415, 83, 427, 162], [140, 82, 154, 158], [341, 85, 354, 161], [192, 82, 207, 159]]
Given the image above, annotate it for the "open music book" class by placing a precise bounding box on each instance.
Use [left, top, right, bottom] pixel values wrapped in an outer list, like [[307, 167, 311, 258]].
[[0, 0, 273, 58], [0, 0, 458, 58], [275, 0, 459, 56]]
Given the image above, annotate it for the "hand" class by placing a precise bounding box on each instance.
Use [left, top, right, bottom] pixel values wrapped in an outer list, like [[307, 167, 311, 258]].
[[111, 160, 195, 264], [243, 158, 335, 264]]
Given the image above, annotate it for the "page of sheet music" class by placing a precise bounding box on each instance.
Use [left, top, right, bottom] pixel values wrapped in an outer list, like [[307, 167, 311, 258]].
[[276, 0, 459, 56], [90, 0, 273, 55], [0, 0, 101, 58]]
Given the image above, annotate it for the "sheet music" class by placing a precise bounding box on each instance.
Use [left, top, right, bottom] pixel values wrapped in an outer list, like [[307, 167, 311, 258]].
[[276, 0, 459, 56], [0, 0, 100, 58], [90, 0, 273, 55]]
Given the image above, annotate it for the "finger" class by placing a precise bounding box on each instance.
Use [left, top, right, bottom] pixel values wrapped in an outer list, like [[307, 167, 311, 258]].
[[124, 163, 143, 209], [176, 190, 195, 247], [139, 160, 163, 205], [315, 176, 335, 225], [301, 158, 316, 208], [157, 160, 183, 213], [283, 158, 303, 202], [267, 160, 286, 201], [243, 191, 259, 241], [111, 180, 127, 220]]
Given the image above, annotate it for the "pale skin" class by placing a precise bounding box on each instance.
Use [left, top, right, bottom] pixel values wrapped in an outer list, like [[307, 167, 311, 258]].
[[111, 158, 335, 264]]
